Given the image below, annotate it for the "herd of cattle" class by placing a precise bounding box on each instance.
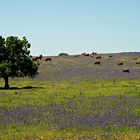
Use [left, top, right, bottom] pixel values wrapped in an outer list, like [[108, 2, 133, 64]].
[[32, 55, 52, 61], [32, 52, 140, 73], [81, 52, 140, 73]]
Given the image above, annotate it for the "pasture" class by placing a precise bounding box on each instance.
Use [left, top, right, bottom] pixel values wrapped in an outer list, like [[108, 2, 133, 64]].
[[0, 52, 140, 140]]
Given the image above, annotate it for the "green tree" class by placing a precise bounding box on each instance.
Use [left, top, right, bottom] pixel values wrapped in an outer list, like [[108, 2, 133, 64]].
[[0, 36, 39, 89]]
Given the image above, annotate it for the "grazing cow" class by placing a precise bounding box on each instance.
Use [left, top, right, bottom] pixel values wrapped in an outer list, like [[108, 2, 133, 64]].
[[91, 52, 97, 55], [38, 54, 43, 60], [109, 55, 113, 58], [84, 53, 90, 56], [45, 58, 51, 61], [82, 53, 86, 55], [91, 52, 96, 54], [123, 68, 129, 73], [94, 61, 101, 65], [32, 55, 42, 61], [136, 62, 140, 64], [96, 56, 101, 59], [32, 57, 38, 61], [117, 62, 123, 65]]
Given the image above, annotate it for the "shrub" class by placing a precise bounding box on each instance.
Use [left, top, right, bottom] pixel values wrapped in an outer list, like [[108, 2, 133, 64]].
[[58, 53, 69, 56]]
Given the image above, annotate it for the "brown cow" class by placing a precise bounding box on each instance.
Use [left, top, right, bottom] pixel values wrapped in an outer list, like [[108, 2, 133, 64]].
[[92, 52, 97, 55], [123, 68, 129, 73], [96, 56, 101, 59], [82, 53, 86, 55], [45, 58, 51, 61], [117, 62, 123, 65], [109, 55, 113, 58], [136, 62, 140, 64], [94, 61, 101, 65], [84, 53, 90, 56], [32, 55, 43, 61], [38, 54, 43, 60], [32, 57, 38, 61]]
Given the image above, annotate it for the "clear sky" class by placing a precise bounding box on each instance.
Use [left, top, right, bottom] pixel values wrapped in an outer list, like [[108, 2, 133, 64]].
[[0, 0, 140, 55]]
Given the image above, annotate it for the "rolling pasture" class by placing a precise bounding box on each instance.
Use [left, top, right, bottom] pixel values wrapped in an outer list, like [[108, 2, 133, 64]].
[[0, 52, 140, 140]]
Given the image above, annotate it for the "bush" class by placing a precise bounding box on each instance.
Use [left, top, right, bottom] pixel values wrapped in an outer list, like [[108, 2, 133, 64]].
[[58, 53, 69, 56]]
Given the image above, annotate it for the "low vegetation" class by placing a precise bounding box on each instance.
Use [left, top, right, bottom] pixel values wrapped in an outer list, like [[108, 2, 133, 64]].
[[0, 78, 140, 139], [58, 53, 69, 56]]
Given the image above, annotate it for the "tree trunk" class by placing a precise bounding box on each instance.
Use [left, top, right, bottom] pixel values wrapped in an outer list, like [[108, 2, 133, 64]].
[[4, 77, 10, 89]]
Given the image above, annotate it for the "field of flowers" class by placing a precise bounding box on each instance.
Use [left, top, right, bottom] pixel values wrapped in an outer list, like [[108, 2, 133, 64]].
[[0, 52, 140, 139]]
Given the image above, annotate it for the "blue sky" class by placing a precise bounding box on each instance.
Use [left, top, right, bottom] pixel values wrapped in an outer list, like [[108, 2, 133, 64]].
[[0, 0, 140, 55]]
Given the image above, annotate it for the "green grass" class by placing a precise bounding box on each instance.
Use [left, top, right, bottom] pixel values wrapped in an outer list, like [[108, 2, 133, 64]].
[[0, 125, 140, 140], [0, 78, 140, 106], [0, 78, 140, 139]]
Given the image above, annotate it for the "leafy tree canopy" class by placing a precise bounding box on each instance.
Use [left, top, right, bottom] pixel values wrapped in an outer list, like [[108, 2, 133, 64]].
[[0, 36, 39, 89]]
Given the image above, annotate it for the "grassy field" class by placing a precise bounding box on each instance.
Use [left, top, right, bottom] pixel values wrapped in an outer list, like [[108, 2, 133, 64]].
[[0, 52, 140, 140]]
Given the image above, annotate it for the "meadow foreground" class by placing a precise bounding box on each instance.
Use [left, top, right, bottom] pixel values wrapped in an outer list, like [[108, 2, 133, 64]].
[[0, 52, 140, 140]]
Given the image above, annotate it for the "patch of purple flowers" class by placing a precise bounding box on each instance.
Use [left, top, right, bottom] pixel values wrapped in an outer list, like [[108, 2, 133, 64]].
[[0, 95, 140, 130]]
